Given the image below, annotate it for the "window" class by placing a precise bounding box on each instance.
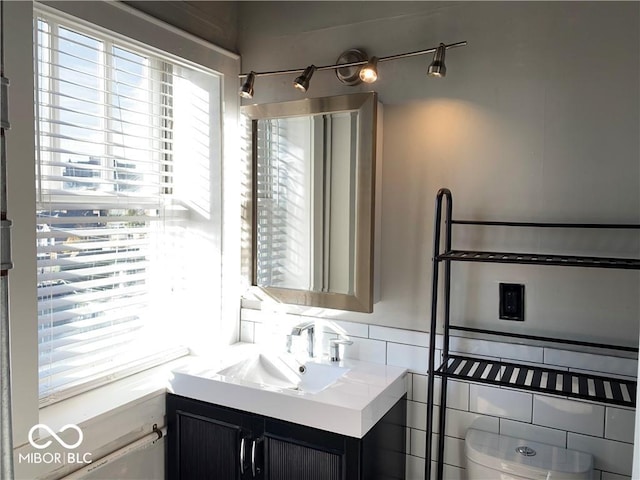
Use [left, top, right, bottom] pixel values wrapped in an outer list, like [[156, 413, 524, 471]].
[[34, 10, 222, 405]]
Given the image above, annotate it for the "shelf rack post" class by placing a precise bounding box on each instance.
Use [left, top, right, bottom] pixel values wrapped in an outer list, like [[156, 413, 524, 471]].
[[425, 188, 452, 480], [425, 189, 640, 480]]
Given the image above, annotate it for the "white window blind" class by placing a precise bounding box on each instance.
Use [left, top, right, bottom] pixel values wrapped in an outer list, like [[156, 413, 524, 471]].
[[34, 11, 220, 404]]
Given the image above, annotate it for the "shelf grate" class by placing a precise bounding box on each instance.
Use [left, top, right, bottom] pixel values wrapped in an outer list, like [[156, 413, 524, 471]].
[[436, 355, 636, 408], [438, 250, 640, 269]]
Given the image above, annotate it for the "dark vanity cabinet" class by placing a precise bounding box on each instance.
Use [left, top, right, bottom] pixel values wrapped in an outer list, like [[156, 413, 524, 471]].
[[167, 395, 261, 479], [167, 393, 406, 480]]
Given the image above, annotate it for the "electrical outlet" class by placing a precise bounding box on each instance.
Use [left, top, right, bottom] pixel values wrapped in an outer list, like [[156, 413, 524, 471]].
[[499, 283, 525, 321]]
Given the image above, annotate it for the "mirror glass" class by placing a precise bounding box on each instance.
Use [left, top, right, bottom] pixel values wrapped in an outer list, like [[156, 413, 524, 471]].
[[243, 93, 378, 312]]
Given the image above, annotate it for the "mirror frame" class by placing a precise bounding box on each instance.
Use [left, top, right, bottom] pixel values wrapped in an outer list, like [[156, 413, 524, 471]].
[[243, 92, 378, 313]]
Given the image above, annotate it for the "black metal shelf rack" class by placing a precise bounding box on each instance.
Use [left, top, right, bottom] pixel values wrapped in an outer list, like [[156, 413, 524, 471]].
[[425, 188, 640, 480]]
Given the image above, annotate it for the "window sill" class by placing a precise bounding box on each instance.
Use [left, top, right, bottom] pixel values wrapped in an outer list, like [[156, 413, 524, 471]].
[[38, 356, 191, 434], [14, 357, 191, 480]]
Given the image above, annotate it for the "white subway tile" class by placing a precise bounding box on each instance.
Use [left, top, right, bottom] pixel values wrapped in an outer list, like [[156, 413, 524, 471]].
[[567, 433, 633, 477], [544, 349, 637, 377], [406, 455, 425, 480], [411, 428, 426, 457], [240, 298, 262, 310], [421, 459, 465, 480], [442, 464, 465, 480], [533, 395, 604, 437], [605, 407, 635, 443], [253, 322, 266, 344], [412, 374, 427, 403], [408, 400, 428, 431], [499, 419, 567, 448], [433, 378, 470, 410], [324, 319, 368, 338], [430, 434, 466, 469], [469, 384, 532, 422], [445, 408, 499, 439], [240, 307, 263, 322], [387, 343, 429, 373], [370, 325, 429, 347], [240, 321, 255, 343], [407, 373, 415, 401], [450, 337, 543, 363], [413, 373, 429, 403], [343, 337, 386, 364]]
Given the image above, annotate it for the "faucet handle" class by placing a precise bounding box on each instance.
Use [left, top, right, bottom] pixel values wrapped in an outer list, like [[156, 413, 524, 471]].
[[329, 338, 353, 362]]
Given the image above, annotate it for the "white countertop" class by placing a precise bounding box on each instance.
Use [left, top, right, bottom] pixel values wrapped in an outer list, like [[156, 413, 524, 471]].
[[169, 343, 408, 438]]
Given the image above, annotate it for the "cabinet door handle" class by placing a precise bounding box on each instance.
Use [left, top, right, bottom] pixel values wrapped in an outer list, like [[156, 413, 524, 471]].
[[240, 437, 246, 475], [251, 439, 256, 477], [251, 438, 263, 477]]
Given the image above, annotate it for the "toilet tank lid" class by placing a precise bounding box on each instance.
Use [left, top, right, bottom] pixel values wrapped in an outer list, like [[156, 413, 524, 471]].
[[465, 429, 593, 479]]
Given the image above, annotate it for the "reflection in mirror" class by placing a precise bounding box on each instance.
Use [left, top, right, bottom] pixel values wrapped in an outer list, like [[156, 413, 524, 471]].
[[243, 93, 379, 312], [255, 112, 357, 295]]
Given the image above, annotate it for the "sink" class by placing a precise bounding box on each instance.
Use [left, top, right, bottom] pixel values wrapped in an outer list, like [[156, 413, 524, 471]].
[[217, 353, 301, 390], [170, 343, 408, 438], [216, 352, 349, 394], [297, 362, 350, 394]]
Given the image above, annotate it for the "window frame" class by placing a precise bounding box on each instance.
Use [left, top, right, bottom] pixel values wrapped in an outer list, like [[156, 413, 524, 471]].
[[5, 0, 240, 454], [35, 10, 230, 403]]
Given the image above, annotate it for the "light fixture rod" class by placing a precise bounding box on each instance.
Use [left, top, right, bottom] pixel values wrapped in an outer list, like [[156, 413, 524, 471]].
[[378, 41, 466, 63], [238, 41, 467, 78]]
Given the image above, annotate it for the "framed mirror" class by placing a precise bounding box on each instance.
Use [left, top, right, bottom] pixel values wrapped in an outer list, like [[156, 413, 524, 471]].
[[243, 92, 379, 313]]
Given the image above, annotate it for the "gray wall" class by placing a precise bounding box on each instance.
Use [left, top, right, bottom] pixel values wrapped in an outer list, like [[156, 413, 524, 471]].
[[238, 1, 640, 344]]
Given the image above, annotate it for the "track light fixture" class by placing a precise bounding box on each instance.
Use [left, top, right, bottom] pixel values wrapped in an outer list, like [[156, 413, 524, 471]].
[[359, 56, 378, 83], [238, 40, 466, 98], [239, 71, 256, 99], [428, 43, 447, 77], [293, 65, 316, 92]]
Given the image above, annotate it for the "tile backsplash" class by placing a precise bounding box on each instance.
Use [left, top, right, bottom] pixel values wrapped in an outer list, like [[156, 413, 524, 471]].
[[240, 307, 636, 480]]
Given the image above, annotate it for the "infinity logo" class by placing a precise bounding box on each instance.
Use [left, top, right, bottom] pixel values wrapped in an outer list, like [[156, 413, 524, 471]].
[[28, 424, 83, 450]]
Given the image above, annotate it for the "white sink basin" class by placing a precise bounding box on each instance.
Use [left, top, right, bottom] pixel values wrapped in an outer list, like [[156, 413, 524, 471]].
[[217, 353, 301, 390], [216, 352, 350, 394], [170, 343, 408, 438], [297, 362, 350, 394]]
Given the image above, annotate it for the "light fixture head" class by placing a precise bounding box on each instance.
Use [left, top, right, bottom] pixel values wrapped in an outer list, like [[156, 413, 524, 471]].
[[359, 56, 379, 83], [428, 43, 447, 77], [293, 65, 316, 92], [239, 71, 256, 98]]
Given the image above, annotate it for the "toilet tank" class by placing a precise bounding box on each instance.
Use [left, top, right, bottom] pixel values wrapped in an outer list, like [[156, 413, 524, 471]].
[[465, 429, 593, 480]]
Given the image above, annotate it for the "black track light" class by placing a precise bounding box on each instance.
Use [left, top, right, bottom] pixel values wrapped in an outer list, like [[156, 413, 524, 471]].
[[428, 43, 447, 77], [293, 65, 316, 93], [239, 71, 256, 99]]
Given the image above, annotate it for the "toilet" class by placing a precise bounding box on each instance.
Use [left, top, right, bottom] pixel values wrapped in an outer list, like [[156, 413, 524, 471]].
[[465, 429, 594, 480]]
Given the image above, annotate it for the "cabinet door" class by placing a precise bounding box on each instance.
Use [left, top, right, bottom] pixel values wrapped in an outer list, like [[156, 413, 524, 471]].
[[167, 394, 257, 480], [263, 418, 360, 480], [265, 437, 342, 480]]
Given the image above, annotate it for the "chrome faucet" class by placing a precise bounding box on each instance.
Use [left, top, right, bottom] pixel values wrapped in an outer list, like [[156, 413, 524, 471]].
[[287, 320, 316, 357], [286, 320, 353, 360], [329, 337, 353, 362], [323, 323, 353, 361]]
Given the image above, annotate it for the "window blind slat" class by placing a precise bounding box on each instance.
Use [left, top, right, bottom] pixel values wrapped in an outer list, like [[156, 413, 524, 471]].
[[38, 102, 175, 129], [35, 9, 218, 404], [38, 284, 147, 313], [39, 318, 145, 359], [37, 250, 147, 268], [36, 27, 185, 81]]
